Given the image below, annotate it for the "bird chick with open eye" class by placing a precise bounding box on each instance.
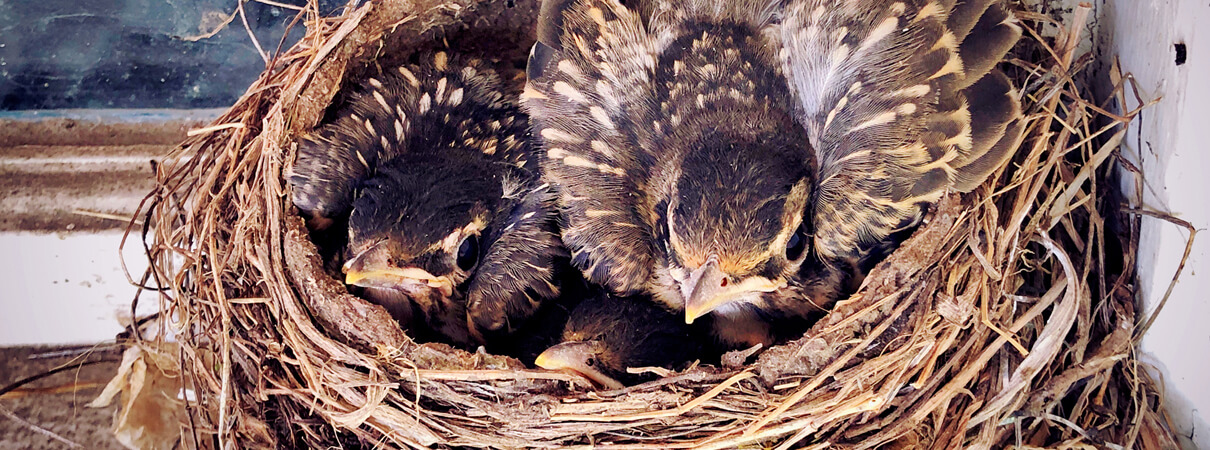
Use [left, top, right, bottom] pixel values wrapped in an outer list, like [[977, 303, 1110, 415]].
[[289, 51, 564, 345], [523, 0, 1023, 349], [535, 291, 705, 389]]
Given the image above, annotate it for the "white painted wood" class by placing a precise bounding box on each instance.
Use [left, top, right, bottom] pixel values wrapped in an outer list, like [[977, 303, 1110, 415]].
[[0, 231, 156, 346], [1101, 0, 1210, 447]]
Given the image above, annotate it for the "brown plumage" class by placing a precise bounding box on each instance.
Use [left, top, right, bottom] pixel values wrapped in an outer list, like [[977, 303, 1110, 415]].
[[523, 0, 1023, 349], [289, 51, 564, 345]]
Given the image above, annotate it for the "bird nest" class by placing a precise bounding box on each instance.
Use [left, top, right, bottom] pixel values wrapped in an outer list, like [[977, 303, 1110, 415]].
[[120, 0, 1183, 448]]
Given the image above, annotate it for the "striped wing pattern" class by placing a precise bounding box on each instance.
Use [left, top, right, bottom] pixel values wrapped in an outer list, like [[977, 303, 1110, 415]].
[[779, 0, 1023, 266], [524, 0, 665, 295], [290, 52, 528, 222], [466, 181, 565, 336]]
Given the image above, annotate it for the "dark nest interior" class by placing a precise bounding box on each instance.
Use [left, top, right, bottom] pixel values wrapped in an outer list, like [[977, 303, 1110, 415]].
[[114, 0, 1187, 448]]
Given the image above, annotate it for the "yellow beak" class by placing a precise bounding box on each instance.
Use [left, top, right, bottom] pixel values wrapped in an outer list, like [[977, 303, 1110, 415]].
[[535, 341, 624, 390], [683, 256, 779, 324], [343, 266, 455, 298]]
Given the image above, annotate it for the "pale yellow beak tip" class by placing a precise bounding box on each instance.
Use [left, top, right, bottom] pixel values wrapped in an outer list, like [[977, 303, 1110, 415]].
[[533, 352, 556, 370], [344, 271, 365, 286], [684, 308, 702, 324]]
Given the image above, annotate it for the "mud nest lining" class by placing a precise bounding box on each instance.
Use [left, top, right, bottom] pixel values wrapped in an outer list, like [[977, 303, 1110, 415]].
[[121, 0, 1184, 448]]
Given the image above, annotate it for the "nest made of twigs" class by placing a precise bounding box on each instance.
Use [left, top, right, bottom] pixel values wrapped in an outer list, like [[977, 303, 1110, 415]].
[[124, 1, 1183, 448]]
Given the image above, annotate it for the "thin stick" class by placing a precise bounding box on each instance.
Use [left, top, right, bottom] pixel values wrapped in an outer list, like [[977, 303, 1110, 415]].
[[179, 10, 238, 42], [254, 0, 305, 10], [0, 404, 83, 448], [0, 359, 119, 399], [187, 122, 246, 137], [1127, 209, 1198, 339], [744, 289, 917, 436], [413, 369, 583, 382], [969, 233, 1082, 427], [551, 371, 755, 422], [71, 209, 144, 225], [237, 0, 270, 64]]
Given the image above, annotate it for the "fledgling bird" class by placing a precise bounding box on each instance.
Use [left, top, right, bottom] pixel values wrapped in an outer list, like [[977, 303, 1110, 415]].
[[289, 51, 565, 345], [523, 0, 1024, 349], [535, 291, 705, 389]]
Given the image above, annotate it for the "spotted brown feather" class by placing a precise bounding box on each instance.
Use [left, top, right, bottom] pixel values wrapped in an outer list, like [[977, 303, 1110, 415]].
[[779, 0, 1024, 269], [525, 0, 664, 295]]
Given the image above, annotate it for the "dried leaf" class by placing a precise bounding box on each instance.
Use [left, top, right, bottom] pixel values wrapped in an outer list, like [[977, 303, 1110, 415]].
[[91, 343, 184, 450]]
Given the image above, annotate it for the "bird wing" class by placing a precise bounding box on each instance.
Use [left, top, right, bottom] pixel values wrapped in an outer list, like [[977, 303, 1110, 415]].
[[778, 0, 1023, 265], [524, 0, 664, 295], [290, 53, 522, 225], [642, 0, 781, 33], [289, 116, 379, 223], [466, 180, 566, 339]]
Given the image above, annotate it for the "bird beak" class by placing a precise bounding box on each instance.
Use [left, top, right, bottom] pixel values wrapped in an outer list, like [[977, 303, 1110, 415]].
[[535, 341, 624, 390], [343, 264, 455, 298], [683, 255, 779, 324]]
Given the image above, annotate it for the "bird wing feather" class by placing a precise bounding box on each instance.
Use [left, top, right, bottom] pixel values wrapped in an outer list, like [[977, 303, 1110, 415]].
[[290, 54, 522, 223], [778, 0, 1023, 264], [525, 0, 663, 295], [467, 181, 566, 337], [290, 115, 380, 222]]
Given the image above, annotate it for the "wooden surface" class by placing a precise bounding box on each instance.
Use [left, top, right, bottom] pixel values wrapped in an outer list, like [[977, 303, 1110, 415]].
[[0, 110, 217, 232], [0, 345, 125, 449]]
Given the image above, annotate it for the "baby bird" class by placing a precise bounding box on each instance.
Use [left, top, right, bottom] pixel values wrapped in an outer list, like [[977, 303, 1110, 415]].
[[535, 291, 705, 389], [289, 51, 564, 345], [524, 0, 1023, 349]]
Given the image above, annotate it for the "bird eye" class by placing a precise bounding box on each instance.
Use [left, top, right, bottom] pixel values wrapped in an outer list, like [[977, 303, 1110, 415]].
[[786, 225, 808, 261], [456, 235, 480, 271], [585, 357, 596, 367]]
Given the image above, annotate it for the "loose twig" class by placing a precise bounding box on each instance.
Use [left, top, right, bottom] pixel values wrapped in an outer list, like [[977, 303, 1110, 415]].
[[0, 405, 83, 448]]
